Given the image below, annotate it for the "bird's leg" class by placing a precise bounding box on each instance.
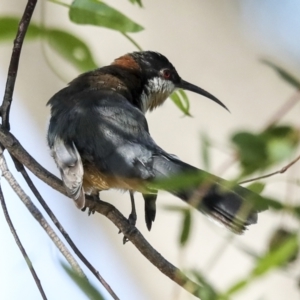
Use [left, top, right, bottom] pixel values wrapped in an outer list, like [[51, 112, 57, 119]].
[[121, 190, 137, 244], [128, 190, 137, 226]]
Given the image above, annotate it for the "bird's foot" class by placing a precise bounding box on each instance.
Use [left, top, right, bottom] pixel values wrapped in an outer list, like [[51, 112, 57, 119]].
[[119, 211, 137, 244], [82, 194, 101, 216]]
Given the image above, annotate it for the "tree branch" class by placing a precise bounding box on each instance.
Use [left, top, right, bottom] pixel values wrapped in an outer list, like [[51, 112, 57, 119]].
[[85, 198, 203, 297], [0, 1, 205, 295], [16, 161, 120, 300], [0, 146, 85, 278], [0, 128, 64, 194], [0, 128, 204, 298], [239, 154, 300, 185], [0, 184, 48, 300], [0, 0, 38, 130]]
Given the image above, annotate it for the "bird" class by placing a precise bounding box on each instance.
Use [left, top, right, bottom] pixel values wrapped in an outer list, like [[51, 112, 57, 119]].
[[47, 51, 267, 235]]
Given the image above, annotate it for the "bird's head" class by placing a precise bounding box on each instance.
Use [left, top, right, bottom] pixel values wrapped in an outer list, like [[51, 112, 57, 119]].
[[115, 51, 228, 113]]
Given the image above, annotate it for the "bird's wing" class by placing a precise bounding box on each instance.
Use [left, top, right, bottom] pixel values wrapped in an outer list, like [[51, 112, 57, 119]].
[[51, 137, 85, 208], [48, 89, 159, 181]]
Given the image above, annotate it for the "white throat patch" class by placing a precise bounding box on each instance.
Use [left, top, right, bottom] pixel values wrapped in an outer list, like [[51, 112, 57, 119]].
[[140, 77, 175, 113]]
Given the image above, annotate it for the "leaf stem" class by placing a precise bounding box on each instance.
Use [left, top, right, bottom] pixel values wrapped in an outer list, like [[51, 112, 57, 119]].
[[121, 32, 143, 51], [47, 0, 70, 9]]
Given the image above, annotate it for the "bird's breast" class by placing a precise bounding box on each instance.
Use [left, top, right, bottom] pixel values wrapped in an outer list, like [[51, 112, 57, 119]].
[[82, 163, 147, 194]]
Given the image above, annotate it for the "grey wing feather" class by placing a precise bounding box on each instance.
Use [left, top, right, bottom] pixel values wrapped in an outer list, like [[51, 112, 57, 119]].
[[52, 137, 85, 209]]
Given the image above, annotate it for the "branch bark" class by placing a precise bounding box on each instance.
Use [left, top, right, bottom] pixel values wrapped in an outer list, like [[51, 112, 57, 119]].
[[0, 127, 204, 298], [0, 0, 38, 130], [85, 197, 203, 296], [17, 162, 119, 300], [0, 146, 86, 278]]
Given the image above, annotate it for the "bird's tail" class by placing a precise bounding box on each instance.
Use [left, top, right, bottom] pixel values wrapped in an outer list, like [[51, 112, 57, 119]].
[[151, 154, 267, 234]]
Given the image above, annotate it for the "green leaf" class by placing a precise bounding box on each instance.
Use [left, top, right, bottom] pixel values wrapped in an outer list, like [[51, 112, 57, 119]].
[[200, 132, 210, 170], [224, 279, 249, 296], [264, 197, 284, 211], [253, 233, 298, 276], [261, 60, 300, 89], [246, 182, 265, 194], [69, 0, 144, 33], [128, 0, 143, 7], [62, 264, 104, 300], [223, 233, 299, 297], [268, 228, 299, 264], [267, 139, 293, 162], [192, 271, 218, 300], [45, 28, 97, 71], [180, 209, 192, 246], [231, 132, 268, 174], [170, 90, 191, 116], [232, 125, 300, 175], [0, 17, 41, 42], [150, 171, 215, 193], [263, 126, 300, 163]]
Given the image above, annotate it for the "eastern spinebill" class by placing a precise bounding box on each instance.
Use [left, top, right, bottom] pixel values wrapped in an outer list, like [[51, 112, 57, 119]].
[[47, 51, 267, 234]]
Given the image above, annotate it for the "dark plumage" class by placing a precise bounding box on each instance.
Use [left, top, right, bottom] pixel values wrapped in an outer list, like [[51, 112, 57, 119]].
[[47, 51, 267, 234]]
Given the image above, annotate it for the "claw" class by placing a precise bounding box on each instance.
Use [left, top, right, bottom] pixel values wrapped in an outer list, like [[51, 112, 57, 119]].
[[122, 191, 137, 244]]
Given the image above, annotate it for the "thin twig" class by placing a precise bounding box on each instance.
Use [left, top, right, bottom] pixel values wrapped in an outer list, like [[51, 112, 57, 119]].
[[0, 129, 204, 298], [16, 161, 119, 300], [239, 154, 300, 185], [0, 184, 48, 300], [217, 90, 300, 177], [0, 0, 38, 130], [0, 146, 85, 278]]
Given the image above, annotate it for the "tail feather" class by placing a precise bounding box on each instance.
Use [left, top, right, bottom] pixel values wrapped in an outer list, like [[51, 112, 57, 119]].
[[142, 193, 157, 231], [152, 154, 267, 234]]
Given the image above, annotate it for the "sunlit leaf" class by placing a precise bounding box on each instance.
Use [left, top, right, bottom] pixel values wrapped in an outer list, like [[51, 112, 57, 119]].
[[70, 0, 144, 33], [170, 90, 191, 116], [263, 126, 300, 163], [0, 17, 41, 42], [267, 139, 294, 162], [178, 89, 190, 111], [180, 209, 192, 246], [261, 60, 300, 89], [224, 279, 249, 296], [45, 29, 97, 71], [62, 264, 104, 300]]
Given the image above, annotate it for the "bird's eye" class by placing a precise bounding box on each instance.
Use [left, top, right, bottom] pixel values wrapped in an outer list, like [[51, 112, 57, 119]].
[[162, 69, 171, 79]]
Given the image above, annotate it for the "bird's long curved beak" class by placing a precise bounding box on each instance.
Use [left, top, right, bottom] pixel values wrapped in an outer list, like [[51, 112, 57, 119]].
[[177, 79, 229, 112]]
